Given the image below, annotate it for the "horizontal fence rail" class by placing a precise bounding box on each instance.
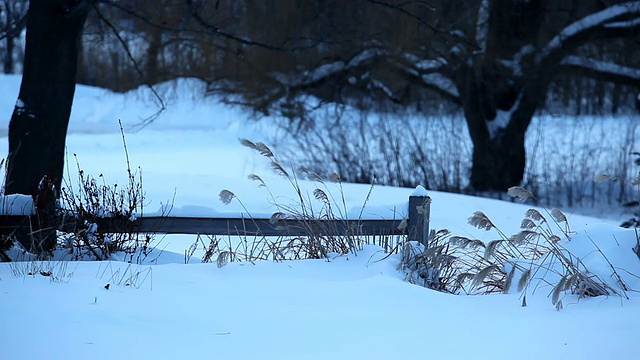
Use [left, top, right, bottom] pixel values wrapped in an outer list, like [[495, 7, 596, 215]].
[[0, 194, 431, 245], [105, 216, 406, 237]]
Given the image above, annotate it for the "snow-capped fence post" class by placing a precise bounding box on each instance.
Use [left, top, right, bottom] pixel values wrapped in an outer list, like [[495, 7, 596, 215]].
[[408, 186, 431, 247]]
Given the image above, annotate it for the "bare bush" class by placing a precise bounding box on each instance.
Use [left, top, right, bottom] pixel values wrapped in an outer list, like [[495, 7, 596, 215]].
[[397, 187, 631, 309], [212, 139, 379, 263], [275, 105, 472, 192], [57, 125, 154, 263], [274, 109, 640, 212], [525, 114, 640, 208], [59, 155, 152, 262]]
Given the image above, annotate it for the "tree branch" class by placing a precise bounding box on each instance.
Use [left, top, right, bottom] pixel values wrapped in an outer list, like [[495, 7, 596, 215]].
[[367, 0, 480, 50], [93, 3, 166, 129], [0, 2, 27, 42], [183, 0, 325, 51], [367, 0, 437, 31], [537, 2, 640, 64], [560, 55, 640, 87], [99, 0, 330, 52], [419, 73, 460, 103]]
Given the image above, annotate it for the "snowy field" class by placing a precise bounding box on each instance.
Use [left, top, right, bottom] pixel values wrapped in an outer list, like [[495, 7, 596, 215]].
[[1, 74, 639, 359]]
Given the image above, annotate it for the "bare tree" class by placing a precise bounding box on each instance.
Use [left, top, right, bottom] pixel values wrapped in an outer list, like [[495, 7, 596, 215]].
[[397, 1, 639, 191], [5, 0, 94, 252], [447, 0, 640, 191], [224, 0, 640, 191], [0, 0, 27, 74]]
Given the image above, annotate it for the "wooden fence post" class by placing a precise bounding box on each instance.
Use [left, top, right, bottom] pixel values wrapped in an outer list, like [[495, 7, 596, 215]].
[[408, 186, 431, 247]]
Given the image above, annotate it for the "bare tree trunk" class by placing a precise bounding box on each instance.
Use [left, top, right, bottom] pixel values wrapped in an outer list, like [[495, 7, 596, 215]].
[[1, 0, 27, 74], [146, 27, 163, 84], [5, 0, 93, 253], [455, 56, 543, 192], [3, 32, 14, 74], [467, 126, 527, 192]]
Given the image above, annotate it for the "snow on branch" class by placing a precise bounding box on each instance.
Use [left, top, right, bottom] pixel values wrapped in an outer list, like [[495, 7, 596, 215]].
[[420, 73, 460, 100], [561, 55, 640, 86], [475, 0, 490, 51], [401, 53, 448, 73], [605, 17, 640, 29], [538, 2, 640, 62], [269, 48, 460, 104], [273, 48, 386, 88], [390, 53, 459, 101]]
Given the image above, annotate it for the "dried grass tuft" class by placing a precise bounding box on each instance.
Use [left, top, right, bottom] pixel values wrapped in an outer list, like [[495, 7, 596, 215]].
[[520, 218, 537, 229], [313, 188, 329, 205], [508, 186, 534, 202], [216, 140, 376, 263], [551, 208, 567, 223], [517, 269, 531, 292], [216, 251, 230, 268], [305, 171, 323, 182], [468, 211, 495, 231], [248, 174, 266, 187], [239, 138, 257, 150], [551, 275, 568, 306], [525, 209, 546, 222], [219, 189, 236, 205], [483, 240, 503, 260], [503, 265, 517, 294], [58, 126, 154, 263], [471, 264, 499, 290], [593, 173, 616, 183], [254, 142, 274, 158], [270, 161, 290, 177], [449, 236, 485, 250], [509, 230, 539, 246], [269, 212, 288, 225], [397, 218, 408, 232], [240, 138, 274, 158]]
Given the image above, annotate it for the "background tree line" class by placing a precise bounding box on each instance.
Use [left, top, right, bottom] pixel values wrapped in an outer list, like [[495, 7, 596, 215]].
[[2, 0, 639, 193], [3, 1, 636, 115]]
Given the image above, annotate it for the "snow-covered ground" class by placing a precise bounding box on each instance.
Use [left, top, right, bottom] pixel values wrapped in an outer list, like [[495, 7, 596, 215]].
[[1, 75, 639, 359]]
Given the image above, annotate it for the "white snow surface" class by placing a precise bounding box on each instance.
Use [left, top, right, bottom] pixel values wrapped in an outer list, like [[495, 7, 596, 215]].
[[0, 194, 35, 215], [0, 74, 639, 359]]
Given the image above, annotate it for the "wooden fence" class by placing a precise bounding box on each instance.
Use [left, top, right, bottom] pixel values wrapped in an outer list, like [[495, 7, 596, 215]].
[[0, 194, 431, 246]]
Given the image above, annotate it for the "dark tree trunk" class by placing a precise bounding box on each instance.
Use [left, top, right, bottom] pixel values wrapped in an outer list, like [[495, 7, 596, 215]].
[[462, 100, 538, 192], [5, 0, 93, 253], [447, 0, 556, 193], [455, 56, 542, 192], [146, 27, 162, 84], [467, 127, 527, 192], [3, 32, 14, 74], [1, 0, 26, 74]]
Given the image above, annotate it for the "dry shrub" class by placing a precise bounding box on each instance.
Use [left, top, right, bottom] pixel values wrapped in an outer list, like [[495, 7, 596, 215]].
[[274, 106, 471, 191], [232, 139, 372, 259], [196, 139, 396, 266], [59, 156, 151, 262], [57, 125, 154, 263], [398, 186, 629, 309]]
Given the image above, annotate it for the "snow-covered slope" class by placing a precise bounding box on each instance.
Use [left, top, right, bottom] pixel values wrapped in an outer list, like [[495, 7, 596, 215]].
[[0, 75, 637, 359]]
